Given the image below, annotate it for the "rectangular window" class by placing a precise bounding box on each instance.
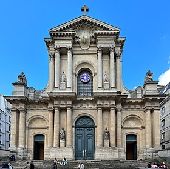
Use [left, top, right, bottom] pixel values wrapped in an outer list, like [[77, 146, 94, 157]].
[[162, 132, 165, 141], [162, 119, 165, 127], [161, 107, 165, 115], [162, 145, 165, 149]]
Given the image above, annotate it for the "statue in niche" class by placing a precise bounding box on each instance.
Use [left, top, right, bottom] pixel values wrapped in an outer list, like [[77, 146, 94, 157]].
[[103, 72, 109, 82], [18, 72, 27, 85], [104, 128, 110, 140], [60, 128, 65, 140], [144, 70, 153, 83], [61, 72, 66, 83]]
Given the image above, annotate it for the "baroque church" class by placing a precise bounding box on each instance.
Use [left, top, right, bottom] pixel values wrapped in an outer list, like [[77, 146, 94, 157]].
[[6, 6, 164, 161]]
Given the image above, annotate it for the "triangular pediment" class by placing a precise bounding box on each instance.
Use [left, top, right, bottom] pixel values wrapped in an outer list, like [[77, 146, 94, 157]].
[[50, 15, 120, 32]]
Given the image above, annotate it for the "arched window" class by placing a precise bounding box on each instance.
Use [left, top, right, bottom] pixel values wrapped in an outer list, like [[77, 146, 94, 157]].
[[77, 70, 93, 96]]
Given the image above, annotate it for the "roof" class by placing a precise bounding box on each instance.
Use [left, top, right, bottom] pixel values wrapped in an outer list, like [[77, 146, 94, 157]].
[[49, 15, 120, 32]]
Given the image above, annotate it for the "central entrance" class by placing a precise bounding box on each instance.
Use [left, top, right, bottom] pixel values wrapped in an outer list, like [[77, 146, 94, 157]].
[[75, 116, 95, 160]]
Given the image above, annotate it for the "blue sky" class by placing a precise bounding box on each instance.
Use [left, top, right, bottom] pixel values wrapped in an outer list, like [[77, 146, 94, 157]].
[[0, 0, 170, 95]]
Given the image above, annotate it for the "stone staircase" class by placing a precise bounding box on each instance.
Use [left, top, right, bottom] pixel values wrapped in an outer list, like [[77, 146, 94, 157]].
[[9, 160, 148, 169]]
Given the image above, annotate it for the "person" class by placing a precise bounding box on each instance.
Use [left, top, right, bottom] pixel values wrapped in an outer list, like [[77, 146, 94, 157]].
[[160, 162, 168, 168], [80, 163, 84, 169], [151, 162, 158, 168], [52, 161, 57, 169], [60, 157, 67, 166], [147, 162, 151, 168], [30, 161, 34, 169], [8, 163, 13, 169]]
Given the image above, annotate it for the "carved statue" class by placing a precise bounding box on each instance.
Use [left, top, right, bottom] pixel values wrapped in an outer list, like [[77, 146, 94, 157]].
[[60, 128, 65, 140], [61, 72, 66, 83], [18, 72, 27, 85], [144, 70, 153, 83], [104, 128, 110, 140], [103, 72, 109, 82]]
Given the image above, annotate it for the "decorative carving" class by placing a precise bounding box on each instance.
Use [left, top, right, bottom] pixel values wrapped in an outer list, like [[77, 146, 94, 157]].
[[78, 30, 91, 49], [60, 128, 65, 140], [104, 128, 110, 140], [144, 70, 153, 83], [61, 72, 67, 83], [18, 72, 27, 85], [103, 72, 109, 82], [49, 51, 55, 61]]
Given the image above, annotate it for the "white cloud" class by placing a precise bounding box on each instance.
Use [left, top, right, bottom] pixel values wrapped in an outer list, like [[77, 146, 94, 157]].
[[158, 68, 170, 86]]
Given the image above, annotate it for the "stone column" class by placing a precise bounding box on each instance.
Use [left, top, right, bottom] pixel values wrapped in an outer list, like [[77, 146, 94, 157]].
[[115, 47, 122, 91], [97, 48, 103, 88], [97, 108, 103, 147], [49, 52, 55, 91], [55, 48, 60, 88], [67, 47, 73, 89], [145, 109, 152, 148], [110, 47, 115, 88], [18, 109, 26, 148], [10, 108, 17, 150], [66, 107, 72, 147], [53, 107, 60, 147], [153, 109, 160, 148], [110, 108, 116, 147], [117, 108, 122, 148], [48, 109, 54, 148]]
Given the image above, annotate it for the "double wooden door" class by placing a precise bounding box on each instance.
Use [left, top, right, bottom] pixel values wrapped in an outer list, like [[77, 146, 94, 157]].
[[75, 116, 95, 160]]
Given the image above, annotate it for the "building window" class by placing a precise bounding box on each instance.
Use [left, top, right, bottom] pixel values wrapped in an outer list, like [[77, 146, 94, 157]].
[[162, 132, 165, 141], [77, 70, 93, 96], [161, 107, 165, 115], [162, 119, 165, 128], [162, 144, 165, 150]]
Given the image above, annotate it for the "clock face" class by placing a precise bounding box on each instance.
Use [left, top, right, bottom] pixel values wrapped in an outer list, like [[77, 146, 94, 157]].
[[80, 72, 90, 83]]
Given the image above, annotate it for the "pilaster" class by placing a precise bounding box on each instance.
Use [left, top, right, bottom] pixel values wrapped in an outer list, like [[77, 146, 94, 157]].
[[55, 47, 60, 88], [67, 47, 73, 89], [110, 107, 115, 147], [145, 109, 152, 148], [49, 51, 55, 91], [18, 108, 26, 148], [110, 47, 115, 88], [53, 107, 60, 147], [97, 107, 103, 147], [97, 48, 103, 88], [66, 107, 72, 147], [117, 107, 121, 148], [48, 108, 54, 148]]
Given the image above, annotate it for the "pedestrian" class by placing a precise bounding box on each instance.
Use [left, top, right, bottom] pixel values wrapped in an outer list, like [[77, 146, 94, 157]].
[[30, 161, 34, 169], [78, 163, 84, 169], [52, 161, 57, 169], [8, 163, 13, 169], [147, 162, 151, 168]]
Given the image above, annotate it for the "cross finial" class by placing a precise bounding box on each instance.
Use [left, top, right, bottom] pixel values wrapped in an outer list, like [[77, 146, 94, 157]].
[[81, 5, 89, 15]]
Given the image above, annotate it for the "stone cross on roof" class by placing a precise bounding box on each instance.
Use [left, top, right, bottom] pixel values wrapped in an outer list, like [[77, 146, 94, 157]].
[[81, 5, 89, 15]]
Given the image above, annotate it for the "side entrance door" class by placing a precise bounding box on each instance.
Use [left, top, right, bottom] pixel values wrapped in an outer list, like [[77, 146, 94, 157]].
[[75, 116, 95, 160]]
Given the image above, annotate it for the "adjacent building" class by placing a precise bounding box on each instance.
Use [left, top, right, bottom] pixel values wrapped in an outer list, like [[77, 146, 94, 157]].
[[0, 94, 11, 153], [160, 82, 170, 150], [6, 7, 164, 160]]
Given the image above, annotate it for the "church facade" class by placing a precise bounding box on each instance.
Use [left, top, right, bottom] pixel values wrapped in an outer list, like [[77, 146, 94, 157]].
[[6, 11, 164, 160]]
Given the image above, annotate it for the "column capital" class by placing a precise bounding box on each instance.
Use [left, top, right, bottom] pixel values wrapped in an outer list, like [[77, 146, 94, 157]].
[[110, 47, 115, 53], [97, 47, 102, 53], [110, 107, 116, 111], [54, 46, 60, 51], [115, 47, 122, 58], [67, 46, 72, 51]]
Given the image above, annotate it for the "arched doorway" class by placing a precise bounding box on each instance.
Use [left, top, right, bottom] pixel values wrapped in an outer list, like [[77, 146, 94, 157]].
[[33, 134, 44, 160], [126, 134, 137, 160], [75, 116, 95, 160]]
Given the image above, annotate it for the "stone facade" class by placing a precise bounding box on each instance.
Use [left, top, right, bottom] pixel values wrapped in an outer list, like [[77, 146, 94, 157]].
[[0, 94, 11, 152], [6, 13, 164, 160], [160, 82, 170, 150]]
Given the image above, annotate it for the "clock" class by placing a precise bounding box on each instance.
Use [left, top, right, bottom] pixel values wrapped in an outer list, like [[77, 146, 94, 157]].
[[80, 73, 90, 83]]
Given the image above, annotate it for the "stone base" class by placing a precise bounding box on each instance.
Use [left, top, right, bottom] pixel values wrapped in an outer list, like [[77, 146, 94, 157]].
[[143, 148, 160, 160], [60, 82, 66, 90], [104, 82, 109, 89], [95, 147, 119, 160], [50, 147, 73, 160], [60, 140, 66, 147], [104, 140, 110, 147], [17, 147, 27, 159]]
